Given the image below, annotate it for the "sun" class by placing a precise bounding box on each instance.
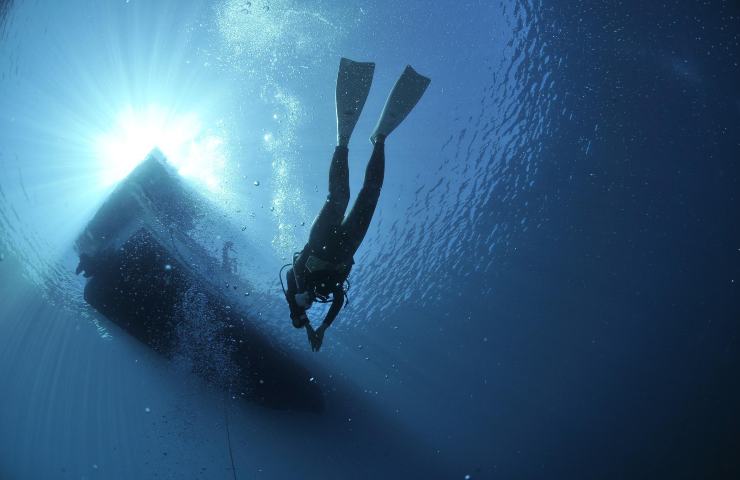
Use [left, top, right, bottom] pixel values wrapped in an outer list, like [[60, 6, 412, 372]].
[[95, 105, 226, 190]]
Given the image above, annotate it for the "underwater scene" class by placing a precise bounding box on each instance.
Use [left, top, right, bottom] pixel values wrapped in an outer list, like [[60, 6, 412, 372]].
[[0, 0, 738, 479]]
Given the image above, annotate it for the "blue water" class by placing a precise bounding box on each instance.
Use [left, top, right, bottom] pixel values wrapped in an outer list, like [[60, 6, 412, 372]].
[[1, 0, 739, 478]]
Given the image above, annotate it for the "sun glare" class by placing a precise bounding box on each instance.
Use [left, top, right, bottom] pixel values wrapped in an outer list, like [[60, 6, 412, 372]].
[[96, 106, 226, 189]]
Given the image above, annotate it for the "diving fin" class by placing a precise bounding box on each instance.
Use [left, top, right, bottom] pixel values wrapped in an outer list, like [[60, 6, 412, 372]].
[[336, 57, 375, 146], [371, 65, 430, 143]]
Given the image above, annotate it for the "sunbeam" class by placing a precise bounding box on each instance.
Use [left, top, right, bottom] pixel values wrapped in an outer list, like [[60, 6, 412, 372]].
[[95, 105, 226, 190]]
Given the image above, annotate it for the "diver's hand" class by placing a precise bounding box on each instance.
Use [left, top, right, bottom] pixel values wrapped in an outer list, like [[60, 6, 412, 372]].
[[310, 323, 327, 352], [305, 323, 317, 350]]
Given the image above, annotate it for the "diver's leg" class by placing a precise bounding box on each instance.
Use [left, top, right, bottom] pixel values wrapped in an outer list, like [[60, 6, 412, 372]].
[[307, 146, 350, 249], [341, 138, 385, 254]]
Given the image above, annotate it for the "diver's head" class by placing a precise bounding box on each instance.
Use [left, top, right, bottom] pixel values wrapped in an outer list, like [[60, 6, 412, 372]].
[[295, 291, 314, 309]]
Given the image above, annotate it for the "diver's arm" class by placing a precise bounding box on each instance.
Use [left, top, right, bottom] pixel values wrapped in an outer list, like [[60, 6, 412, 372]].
[[309, 288, 343, 352], [292, 249, 310, 292], [285, 267, 308, 326], [321, 288, 345, 328]]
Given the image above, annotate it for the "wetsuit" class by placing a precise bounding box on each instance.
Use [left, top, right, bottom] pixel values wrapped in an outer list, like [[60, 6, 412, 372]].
[[285, 138, 385, 328]]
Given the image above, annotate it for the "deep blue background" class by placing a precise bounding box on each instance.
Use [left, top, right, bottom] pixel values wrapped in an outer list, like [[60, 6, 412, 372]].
[[1, 0, 738, 479]]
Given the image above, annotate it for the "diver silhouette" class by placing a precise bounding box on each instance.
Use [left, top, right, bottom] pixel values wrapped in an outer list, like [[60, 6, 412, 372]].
[[283, 58, 430, 351]]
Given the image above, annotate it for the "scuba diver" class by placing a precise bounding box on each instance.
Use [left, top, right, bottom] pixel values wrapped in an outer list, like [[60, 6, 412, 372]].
[[283, 58, 430, 351]]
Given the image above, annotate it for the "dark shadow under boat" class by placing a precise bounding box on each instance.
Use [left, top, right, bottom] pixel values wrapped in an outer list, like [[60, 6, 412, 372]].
[[75, 150, 323, 413]]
